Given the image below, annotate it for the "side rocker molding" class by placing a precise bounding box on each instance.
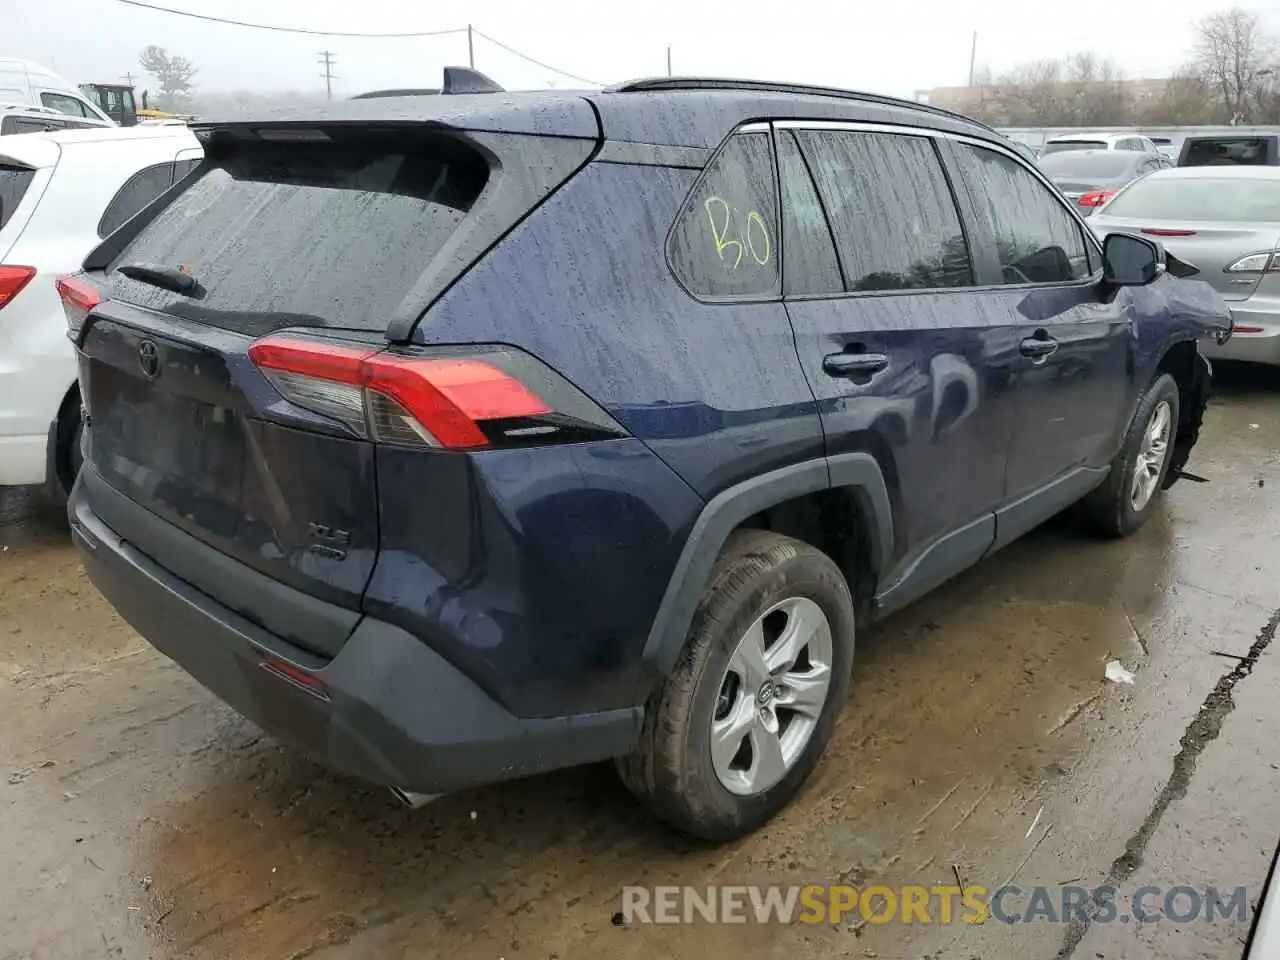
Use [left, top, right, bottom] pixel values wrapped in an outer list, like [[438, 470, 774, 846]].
[[638, 452, 894, 685]]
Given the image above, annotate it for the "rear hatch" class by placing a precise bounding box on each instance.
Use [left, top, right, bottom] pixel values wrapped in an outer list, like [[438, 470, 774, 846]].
[[72, 118, 596, 657], [1093, 173, 1280, 301]]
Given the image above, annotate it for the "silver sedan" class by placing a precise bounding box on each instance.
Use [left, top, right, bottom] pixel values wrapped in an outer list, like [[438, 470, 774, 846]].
[[1090, 166, 1280, 365]]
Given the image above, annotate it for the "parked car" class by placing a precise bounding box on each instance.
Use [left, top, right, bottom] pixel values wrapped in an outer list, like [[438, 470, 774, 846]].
[[1178, 133, 1279, 167], [1091, 166, 1280, 366], [1, 104, 102, 137], [1041, 132, 1160, 156], [1148, 136, 1178, 161], [0, 125, 202, 496], [1039, 148, 1172, 217], [0, 58, 113, 126], [64, 73, 1231, 841]]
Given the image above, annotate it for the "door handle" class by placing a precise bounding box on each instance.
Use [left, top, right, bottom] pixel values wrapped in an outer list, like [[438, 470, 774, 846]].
[[823, 352, 889, 378], [1019, 336, 1059, 361]]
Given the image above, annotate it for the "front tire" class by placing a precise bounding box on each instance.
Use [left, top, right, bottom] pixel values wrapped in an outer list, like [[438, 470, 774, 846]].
[[1079, 372, 1180, 538], [618, 530, 855, 841]]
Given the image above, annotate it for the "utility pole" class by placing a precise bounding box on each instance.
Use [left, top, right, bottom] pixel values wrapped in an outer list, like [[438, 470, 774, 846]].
[[121, 72, 136, 88], [967, 31, 978, 86], [467, 24, 475, 69], [319, 50, 337, 101], [667, 44, 672, 77]]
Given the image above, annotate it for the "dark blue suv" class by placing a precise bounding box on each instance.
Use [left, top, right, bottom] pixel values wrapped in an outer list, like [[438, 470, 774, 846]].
[[64, 73, 1232, 840]]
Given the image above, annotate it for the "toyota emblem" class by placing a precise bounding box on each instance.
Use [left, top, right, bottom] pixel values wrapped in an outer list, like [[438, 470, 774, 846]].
[[138, 339, 160, 379]]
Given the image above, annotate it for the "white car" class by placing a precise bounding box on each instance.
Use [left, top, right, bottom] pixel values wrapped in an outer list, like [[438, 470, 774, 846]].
[[0, 125, 202, 495], [1040, 132, 1160, 157], [0, 58, 113, 126]]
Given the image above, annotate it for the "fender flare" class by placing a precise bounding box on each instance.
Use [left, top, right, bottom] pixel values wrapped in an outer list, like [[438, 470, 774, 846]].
[[638, 452, 894, 682]]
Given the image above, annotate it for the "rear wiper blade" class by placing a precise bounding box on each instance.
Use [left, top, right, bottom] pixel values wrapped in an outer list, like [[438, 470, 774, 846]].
[[117, 262, 201, 295]]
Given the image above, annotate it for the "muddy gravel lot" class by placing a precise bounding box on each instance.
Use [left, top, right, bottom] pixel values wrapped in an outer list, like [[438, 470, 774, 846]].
[[4, 364, 1280, 960]]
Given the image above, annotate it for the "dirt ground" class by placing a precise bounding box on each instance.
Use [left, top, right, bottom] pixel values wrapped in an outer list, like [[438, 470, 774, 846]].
[[3, 364, 1280, 960]]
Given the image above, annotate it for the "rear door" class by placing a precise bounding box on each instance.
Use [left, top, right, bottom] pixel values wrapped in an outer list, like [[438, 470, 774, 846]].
[[778, 122, 1021, 608], [76, 128, 494, 654], [940, 138, 1130, 540]]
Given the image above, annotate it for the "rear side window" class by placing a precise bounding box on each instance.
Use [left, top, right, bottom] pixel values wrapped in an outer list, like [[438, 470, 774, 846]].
[[667, 132, 780, 298], [109, 133, 489, 335], [796, 130, 973, 292], [98, 162, 175, 238], [173, 157, 201, 182], [1181, 138, 1272, 166], [948, 143, 1091, 284], [0, 164, 35, 231]]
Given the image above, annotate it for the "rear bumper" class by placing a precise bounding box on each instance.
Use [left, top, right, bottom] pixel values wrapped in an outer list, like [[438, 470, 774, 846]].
[[1200, 300, 1280, 366], [68, 473, 641, 794]]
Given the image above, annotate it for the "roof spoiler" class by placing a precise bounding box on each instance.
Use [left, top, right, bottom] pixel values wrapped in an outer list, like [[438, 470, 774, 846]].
[[349, 68, 505, 100]]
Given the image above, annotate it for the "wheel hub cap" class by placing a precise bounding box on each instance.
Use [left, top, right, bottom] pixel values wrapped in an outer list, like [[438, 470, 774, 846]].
[[710, 596, 835, 797], [1130, 399, 1172, 512]]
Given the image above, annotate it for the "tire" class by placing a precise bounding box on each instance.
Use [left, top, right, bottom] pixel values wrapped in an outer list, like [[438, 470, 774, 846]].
[[1078, 372, 1180, 539], [618, 529, 855, 841]]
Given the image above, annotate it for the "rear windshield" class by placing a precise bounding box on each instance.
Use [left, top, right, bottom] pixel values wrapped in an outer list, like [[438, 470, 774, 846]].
[[0, 164, 35, 232], [108, 132, 489, 335], [1039, 152, 1136, 179], [1181, 137, 1273, 166], [1040, 140, 1106, 156], [1103, 176, 1280, 222]]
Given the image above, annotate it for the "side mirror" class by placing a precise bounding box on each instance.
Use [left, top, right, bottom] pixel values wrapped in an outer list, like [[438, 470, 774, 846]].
[[1103, 232, 1164, 286]]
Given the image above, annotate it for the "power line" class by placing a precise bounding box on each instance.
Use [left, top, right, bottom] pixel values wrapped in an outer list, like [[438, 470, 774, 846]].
[[111, 0, 467, 37], [319, 50, 337, 101], [472, 29, 602, 86]]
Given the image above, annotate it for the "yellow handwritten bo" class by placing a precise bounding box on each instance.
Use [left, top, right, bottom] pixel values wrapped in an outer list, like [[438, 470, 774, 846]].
[[704, 196, 771, 270]]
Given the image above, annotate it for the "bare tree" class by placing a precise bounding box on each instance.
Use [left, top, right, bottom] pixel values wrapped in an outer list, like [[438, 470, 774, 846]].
[[1190, 8, 1275, 123], [139, 45, 198, 110], [1139, 67, 1217, 125]]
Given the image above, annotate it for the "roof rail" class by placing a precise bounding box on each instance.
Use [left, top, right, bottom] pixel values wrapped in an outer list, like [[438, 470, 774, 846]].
[[605, 77, 995, 133], [0, 102, 64, 117]]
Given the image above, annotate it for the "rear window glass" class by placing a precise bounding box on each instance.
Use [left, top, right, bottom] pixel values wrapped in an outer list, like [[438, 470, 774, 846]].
[[0, 164, 35, 231], [1103, 176, 1280, 222], [1040, 140, 1107, 156], [110, 134, 489, 335], [1181, 138, 1272, 166], [1038, 152, 1136, 179]]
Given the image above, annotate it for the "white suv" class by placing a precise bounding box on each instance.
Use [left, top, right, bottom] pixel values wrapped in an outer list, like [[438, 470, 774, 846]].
[[0, 125, 201, 495], [1040, 132, 1160, 156]]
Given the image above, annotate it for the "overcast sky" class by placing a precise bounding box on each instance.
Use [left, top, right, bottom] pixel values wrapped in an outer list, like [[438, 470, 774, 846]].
[[3, 0, 1276, 99]]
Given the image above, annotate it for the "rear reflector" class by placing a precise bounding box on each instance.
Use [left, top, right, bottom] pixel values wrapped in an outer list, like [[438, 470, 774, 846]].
[[56, 273, 103, 336], [0, 265, 35, 310], [1141, 228, 1197, 237], [249, 335, 560, 450], [259, 656, 329, 700], [1233, 325, 1265, 334]]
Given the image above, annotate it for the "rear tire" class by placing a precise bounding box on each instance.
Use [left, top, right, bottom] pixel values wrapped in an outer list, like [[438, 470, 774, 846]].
[[1078, 372, 1180, 538], [618, 530, 855, 841]]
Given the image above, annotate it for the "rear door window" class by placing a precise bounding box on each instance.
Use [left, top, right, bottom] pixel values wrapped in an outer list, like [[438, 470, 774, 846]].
[[776, 131, 843, 296], [795, 130, 973, 292], [98, 162, 176, 238], [40, 92, 88, 118], [667, 131, 780, 298], [109, 132, 490, 335], [0, 164, 35, 231], [947, 143, 1092, 284]]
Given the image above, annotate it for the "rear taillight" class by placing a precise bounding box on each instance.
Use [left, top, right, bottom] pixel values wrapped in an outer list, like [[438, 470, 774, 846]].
[[248, 334, 625, 451], [1225, 252, 1280, 274], [1078, 190, 1116, 208], [56, 273, 102, 337], [0, 265, 36, 310]]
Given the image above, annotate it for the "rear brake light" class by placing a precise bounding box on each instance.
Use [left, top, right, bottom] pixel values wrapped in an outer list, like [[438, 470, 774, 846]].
[[1225, 253, 1280, 274], [249, 334, 622, 451], [0, 265, 36, 310], [1078, 190, 1116, 207], [1141, 228, 1197, 237], [56, 273, 102, 336]]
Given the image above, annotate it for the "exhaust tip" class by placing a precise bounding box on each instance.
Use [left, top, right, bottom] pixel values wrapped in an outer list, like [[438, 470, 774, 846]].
[[390, 786, 440, 809]]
